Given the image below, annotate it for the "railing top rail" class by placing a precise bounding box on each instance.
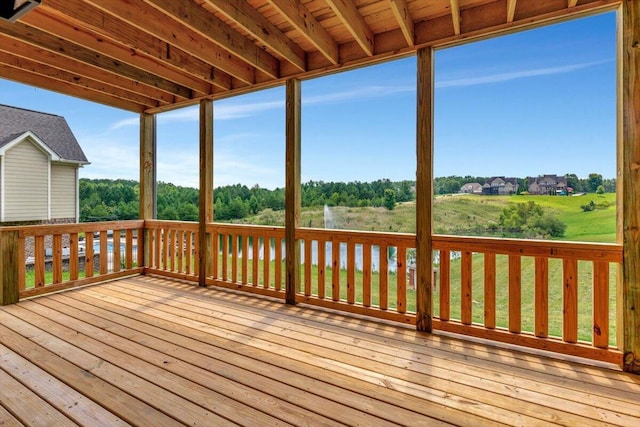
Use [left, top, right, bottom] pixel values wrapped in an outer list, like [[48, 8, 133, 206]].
[[209, 222, 285, 237], [433, 234, 622, 262], [2, 220, 144, 237], [145, 219, 199, 231], [297, 227, 416, 246]]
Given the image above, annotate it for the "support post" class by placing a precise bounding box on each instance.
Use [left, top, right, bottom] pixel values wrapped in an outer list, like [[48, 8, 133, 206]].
[[285, 78, 301, 304], [621, 0, 640, 374], [416, 47, 434, 332], [140, 113, 156, 269], [199, 99, 214, 286], [0, 231, 19, 305]]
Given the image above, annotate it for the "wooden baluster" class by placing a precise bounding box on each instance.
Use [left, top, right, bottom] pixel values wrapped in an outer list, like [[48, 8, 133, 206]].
[[163, 229, 169, 269], [125, 229, 133, 270], [69, 233, 79, 281], [275, 237, 282, 291], [113, 230, 121, 273], [100, 230, 108, 275], [222, 233, 228, 281], [332, 240, 340, 301], [263, 237, 271, 289], [439, 250, 450, 321], [185, 231, 193, 275], [379, 245, 388, 310], [317, 240, 325, 299], [304, 239, 312, 296], [563, 259, 578, 343], [396, 246, 406, 313], [242, 235, 249, 284], [212, 231, 219, 279], [509, 255, 521, 333], [252, 236, 260, 286], [176, 230, 184, 273], [154, 229, 161, 269], [461, 251, 472, 325], [363, 243, 371, 307], [52, 234, 62, 284], [84, 233, 94, 279], [593, 261, 610, 348], [169, 229, 176, 271], [231, 234, 238, 283], [484, 252, 496, 329], [136, 227, 144, 268], [347, 241, 355, 304], [193, 232, 200, 278], [17, 234, 25, 292], [534, 257, 548, 338]]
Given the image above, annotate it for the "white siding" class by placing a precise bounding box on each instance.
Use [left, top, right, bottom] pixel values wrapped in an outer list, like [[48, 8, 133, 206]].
[[51, 163, 77, 219], [4, 140, 48, 221]]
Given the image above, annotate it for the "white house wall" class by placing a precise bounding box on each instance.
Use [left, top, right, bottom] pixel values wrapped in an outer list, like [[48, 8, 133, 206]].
[[51, 163, 77, 220], [4, 140, 48, 221]]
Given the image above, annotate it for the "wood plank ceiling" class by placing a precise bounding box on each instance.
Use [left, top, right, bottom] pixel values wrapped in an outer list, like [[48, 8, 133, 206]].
[[0, 0, 620, 113]]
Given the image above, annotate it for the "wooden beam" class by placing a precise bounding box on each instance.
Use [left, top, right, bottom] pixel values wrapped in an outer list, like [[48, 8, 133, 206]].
[[507, 0, 518, 23], [143, 0, 279, 78], [389, 0, 414, 47], [325, 0, 374, 56], [199, 100, 214, 286], [621, 0, 640, 374], [450, 0, 461, 35], [285, 78, 301, 305], [0, 231, 19, 306], [416, 47, 434, 332], [42, 0, 231, 91], [202, 0, 305, 72], [0, 19, 190, 101], [25, 7, 211, 97], [568, 0, 579, 7], [140, 113, 156, 269], [83, 0, 255, 85], [269, 0, 339, 65]]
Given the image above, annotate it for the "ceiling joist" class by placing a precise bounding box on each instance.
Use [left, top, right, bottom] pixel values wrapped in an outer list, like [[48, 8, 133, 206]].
[[389, 0, 414, 47], [507, 0, 518, 23], [325, 0, 374, 56], [450, 0, 461, 35]]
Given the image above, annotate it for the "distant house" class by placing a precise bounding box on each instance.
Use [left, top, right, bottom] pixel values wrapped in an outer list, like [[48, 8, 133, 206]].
[[482, 177, 518, 195], [528, 175, 568, 195], [460, 182, 482, 194], [0, 105, 89, 224]]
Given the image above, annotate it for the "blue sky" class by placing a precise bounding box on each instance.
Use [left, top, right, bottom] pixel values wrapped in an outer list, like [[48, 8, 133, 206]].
[[0, 12, 616, 189]]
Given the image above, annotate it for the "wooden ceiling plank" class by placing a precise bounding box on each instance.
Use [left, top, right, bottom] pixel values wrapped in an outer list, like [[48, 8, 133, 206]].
[[23, 8, 211, 97], [0, 50, 159, 107], [507, 0, 517, 23], [268, 0, 339, 65], [202, 0, 306, 72], [0, 33, 175, 105], [0, 63, 146, 112], [324, 0, 374, 56], [389, 0, 415, 47], [450, 0, 461, 35], [83, 0, 255, 85], [43, 0, 232, 92], [143, 0, 279, 78], [0, 19, 191, 100]]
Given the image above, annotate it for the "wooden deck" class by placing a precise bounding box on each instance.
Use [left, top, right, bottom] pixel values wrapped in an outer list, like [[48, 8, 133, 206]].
[[1, 276, 639, 426]]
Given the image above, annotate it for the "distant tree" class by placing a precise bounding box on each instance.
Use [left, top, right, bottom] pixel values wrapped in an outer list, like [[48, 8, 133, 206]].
[[587, 173, 604, 193], [383, 189, 396, 210], [564, 173, 582, 193], [499, 201, 565, 238], [596, 185, 605, 195]]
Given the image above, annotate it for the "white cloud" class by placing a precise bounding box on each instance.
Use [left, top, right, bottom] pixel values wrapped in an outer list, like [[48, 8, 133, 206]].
[[436, 60, 611, 88], [110, 117, 139, 130]]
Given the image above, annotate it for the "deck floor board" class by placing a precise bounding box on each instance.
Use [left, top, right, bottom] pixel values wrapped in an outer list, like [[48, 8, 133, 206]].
[[1, 275, 640, 426]]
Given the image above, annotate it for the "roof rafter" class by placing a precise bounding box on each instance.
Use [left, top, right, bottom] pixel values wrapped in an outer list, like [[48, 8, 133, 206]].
[[268, 0, 339, 65], [83, 0, 255, 84], [43, 0, 232, 92], [507, 0, 517, 23], [389, 0, 414, 47], [569, 0, 579, 7], [325, 0, 374, 56], [450, 0, 461, 35], [202, 0, 306, 72], [142, 0, 279, 79], [0, 20, 189, 101]]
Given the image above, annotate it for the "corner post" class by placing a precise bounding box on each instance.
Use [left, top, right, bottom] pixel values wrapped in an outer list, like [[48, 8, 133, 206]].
[[140, 113, 157, 269], [285, 78, 301, 304], [0, 230, 19, 305], [199, 99, 214, 286], [416, 47, 434, 332], [621, 0, 640, 374]]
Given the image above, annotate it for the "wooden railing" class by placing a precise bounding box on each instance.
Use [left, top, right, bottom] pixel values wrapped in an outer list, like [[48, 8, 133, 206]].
[[144, 220, 200, 280], [0, 220, 143, 300]]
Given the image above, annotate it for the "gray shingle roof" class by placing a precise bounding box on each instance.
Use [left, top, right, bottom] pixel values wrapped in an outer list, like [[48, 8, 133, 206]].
[[0, 104, 89, 163]]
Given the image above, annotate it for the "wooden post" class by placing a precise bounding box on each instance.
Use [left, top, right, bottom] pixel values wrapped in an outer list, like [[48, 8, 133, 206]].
[[416, 47, 434, 332], [140, 112, 156, 269], [621, 0, 640, 374], [0, 231, 19, 305], [199, 99, 214, 286], [285, 78, 301, 305]]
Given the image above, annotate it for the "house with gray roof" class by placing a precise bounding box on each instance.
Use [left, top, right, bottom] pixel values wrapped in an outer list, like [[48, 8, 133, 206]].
[[0, 104, 89, 223]]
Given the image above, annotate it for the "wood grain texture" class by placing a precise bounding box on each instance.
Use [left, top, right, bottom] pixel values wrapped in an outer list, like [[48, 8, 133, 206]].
[[285, 78, 301, 304]]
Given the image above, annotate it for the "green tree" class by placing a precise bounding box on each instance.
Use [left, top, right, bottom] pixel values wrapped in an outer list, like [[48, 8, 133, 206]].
[[587, 173, 603, 193], [596, 185, 605, 195], [383, 189, 396, 210]]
